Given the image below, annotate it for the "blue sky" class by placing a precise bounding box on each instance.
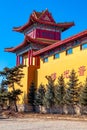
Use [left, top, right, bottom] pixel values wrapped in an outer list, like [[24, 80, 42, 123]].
[[0, 0, 87, 71]]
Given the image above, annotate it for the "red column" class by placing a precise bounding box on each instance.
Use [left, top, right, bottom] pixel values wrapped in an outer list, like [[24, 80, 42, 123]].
[[16, 55, 20, 66], [28, 51, 30, 66], [28, 50, 33, 66], [30, 50, 33, 65], [18, 55, 20, 65], [35, 56, 40, 67], [37, 56, 40, 66], [16, 56, 18, 66]]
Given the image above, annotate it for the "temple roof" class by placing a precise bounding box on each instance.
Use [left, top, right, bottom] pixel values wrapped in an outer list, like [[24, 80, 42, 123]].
[[33, 30, 87, 56], [4, 35, 58, 53], [13, 9, 74, 32]]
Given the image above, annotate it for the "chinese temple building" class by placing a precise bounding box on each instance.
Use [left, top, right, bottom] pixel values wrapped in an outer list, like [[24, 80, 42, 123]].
[[5, 9, 87, 110]]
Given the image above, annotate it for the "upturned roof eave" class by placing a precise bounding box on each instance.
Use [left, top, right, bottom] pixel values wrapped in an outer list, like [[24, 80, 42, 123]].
[[13, 14, 74, 32], [4, 36, 53, 53]]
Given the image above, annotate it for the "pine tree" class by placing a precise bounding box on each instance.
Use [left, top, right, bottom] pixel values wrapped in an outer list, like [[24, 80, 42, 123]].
[[65, 69, 79, 106], [55, 75, 65, 113], [7, 89, 22, 108], [28, 82, 36, 112], [0, 65, 24, 112], [35, 84, 46, 112], [80, 78, 87, 106], [35, 84, 46, 106], [0, 84, 8, 108], [44, 76, 55, 113]]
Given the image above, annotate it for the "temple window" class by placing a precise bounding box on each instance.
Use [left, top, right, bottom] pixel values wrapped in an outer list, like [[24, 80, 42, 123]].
[[81, 43, 87, 50], [43, 57, 48, 63], [54, 53, 60, 59], [66, 48, 73, 55], [20, 56, 23, 65]]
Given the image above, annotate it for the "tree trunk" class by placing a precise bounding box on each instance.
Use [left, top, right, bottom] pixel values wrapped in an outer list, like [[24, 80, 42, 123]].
[[14, 101, 18, 112], [13, 85, 18, 112]]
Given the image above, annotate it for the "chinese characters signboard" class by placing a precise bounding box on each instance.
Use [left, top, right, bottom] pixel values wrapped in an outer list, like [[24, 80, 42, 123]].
[[51, 66, 86, 80]]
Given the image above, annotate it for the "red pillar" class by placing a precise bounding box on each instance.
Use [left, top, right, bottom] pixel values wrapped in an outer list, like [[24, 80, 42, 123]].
[[28, 51, 30, 66], [35, 56, 40, 67], [28, 50, 33, 66], [16, 55, 20, 66], [16, 56, 18, 66], [30, 50, 33, 65]]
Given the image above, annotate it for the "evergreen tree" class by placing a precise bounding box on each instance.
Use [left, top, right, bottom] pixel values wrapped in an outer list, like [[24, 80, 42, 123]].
[[0, 84, 8, 108], [7, 89, 22, 108], [28, 82, 36, 112], [35, 84, 46, 112], [44, 76, 55, 113], [55, 74, 65, 107], [80, 78, 87, 106], [0, 65, 24, 112], [35, 84, 46, 106], [65, 69, 79, 106]]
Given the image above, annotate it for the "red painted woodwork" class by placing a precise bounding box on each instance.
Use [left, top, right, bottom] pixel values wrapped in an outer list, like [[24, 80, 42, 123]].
[[36, 29, 60, 40], [16, 55, 20, 66], [28, 50, 40, 67], [5, 35, 51, 53], [27, 29, 36, 38], [33, 30, 87, 56], [13, 10, 74, 33], [27, 28, 60, 40], [28, 51, 30, 65], [35, 56, 40, 67], [28, 50, 33, 66], [30, 50, 33, 65], [39, 9, 55, 23], [5, 10, 74, 54], [16, 56, 18, 66]]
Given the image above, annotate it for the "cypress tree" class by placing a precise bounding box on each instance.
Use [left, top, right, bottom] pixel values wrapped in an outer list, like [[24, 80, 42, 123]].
[[35, 84, 46, 106], [65, 69, 79, 106], [55, 74, 65, 113], [44, 76, 55, 113], [0, 84, 8, 108], [35, 84, 46, 112], [28, 82, 36, 112], [80, 78, 87, 106]]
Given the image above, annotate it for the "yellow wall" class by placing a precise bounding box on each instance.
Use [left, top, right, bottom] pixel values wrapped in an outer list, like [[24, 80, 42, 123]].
[[37, 45, 87, 87], [9, 65, 36, 105], [12, 44, 87, 105], [15, 66, 29, 104], [14, 65, 37, 105]]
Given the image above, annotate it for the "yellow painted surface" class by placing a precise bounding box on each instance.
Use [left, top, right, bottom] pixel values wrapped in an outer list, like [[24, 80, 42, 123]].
[[37, 46, 87, 87], [12, 45, 87, 105], [15, 66, 28, 104], [14, 65, 37, 105]]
